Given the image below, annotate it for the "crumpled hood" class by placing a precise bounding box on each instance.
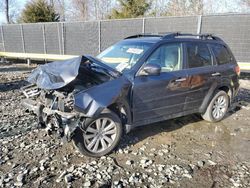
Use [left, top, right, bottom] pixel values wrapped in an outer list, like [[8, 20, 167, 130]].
[[27, 56, 82, 90]]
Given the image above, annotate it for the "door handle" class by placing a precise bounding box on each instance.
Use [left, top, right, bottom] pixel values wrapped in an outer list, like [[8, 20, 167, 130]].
[[175, 78, 187, 82], [211, 72, 221, 76]]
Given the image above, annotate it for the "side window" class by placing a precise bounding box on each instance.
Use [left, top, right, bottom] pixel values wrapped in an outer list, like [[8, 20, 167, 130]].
[[186, 43, 212, 68], [146, 43, 182, 72], [210, 44, 232, 65]]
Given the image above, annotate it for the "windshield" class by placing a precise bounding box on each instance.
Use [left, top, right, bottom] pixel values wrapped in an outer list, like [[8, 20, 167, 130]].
[[97, 42, 152, 72]]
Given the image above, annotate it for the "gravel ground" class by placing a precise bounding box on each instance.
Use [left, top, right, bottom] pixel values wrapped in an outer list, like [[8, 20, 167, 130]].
[[0, 63, 250, 188]]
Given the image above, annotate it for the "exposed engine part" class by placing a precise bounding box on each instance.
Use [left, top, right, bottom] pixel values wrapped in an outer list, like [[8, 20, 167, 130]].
[[62, 117, 80, 142], [43, 107, 76, 119], [45, 115, 61, 136]]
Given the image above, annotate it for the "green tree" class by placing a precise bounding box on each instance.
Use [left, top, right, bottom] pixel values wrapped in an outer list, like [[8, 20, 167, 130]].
[[19, 0, 60, 23], [109, 0, 151, 19]]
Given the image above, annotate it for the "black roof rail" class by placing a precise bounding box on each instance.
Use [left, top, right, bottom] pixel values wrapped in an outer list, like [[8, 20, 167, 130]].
[[200, 34, 223, 41], [124, 34, 162, 39], [125, 32, 179, 40], [161, 32, 180, 39], [162, 32, 223, 41], [125, 32, 223, 41]]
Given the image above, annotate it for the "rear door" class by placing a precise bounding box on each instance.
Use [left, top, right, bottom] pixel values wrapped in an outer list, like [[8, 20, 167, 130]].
[[210, 43, 237, 78], [209, 43, 239, 96], [183, 42, 217, 111], [132, 42, 190, 126]]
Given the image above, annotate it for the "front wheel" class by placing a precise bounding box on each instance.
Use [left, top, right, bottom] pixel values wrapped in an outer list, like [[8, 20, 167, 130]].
[[201, 90, 229, 122], [72, 109, 122, 157]]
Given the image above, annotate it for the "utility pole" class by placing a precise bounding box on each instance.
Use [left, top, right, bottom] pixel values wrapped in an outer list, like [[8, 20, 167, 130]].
[[5, 0, 10, 24]]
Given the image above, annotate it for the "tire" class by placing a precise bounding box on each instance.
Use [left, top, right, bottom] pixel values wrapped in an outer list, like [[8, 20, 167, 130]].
[[72, 109, 122, 157], [201, 90, 229, 122]]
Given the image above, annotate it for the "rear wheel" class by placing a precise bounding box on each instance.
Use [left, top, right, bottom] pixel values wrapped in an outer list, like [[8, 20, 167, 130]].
[[201, 90, 229, 122], [72, 109, 122, 157]]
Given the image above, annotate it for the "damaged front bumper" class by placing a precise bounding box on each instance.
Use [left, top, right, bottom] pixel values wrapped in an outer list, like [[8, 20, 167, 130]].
[[21, 98, 80, 142]]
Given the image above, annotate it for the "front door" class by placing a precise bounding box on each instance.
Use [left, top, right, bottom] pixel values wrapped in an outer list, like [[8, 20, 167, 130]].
[[132, 42, 190, 126]]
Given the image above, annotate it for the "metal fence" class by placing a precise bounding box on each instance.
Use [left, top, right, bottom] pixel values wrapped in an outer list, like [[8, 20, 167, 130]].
[[0, 14, 250, 62]]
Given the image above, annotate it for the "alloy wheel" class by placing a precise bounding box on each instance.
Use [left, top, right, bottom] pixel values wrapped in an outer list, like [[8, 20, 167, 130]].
[[83, 118, 117, 153], [212, 95, 227, 119]]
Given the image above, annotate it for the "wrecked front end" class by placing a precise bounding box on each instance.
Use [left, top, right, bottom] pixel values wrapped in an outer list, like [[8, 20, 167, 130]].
[[21, 56, 126, 143], [21, 84, 79, 142]]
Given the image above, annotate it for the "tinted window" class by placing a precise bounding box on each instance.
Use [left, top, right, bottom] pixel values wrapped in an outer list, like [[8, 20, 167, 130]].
[[186, 43, 212, 68], [211, 44, 231, 65], [146, 43, 182, 72]]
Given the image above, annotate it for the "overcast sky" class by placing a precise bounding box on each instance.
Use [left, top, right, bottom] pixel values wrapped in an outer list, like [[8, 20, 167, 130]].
[[0, 0, 249, 24]]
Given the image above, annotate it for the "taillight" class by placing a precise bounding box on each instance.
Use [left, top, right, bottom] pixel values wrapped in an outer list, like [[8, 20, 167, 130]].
[[234, 65, 240, 76]]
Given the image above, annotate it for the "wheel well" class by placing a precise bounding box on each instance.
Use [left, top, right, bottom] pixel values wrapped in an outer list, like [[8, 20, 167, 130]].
[[107, 103, 120, 118], [217, 85, 232, 102], [218, 86, 229, 93], [107, 102, 132, 125], [107, 103, 130, 125], [200, 85, 232, 114]]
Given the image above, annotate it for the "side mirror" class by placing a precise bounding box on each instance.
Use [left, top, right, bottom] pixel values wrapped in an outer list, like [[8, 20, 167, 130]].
[[139, 63, 161, 76]]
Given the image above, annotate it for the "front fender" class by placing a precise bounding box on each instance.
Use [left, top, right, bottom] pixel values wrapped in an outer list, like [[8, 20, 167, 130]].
[[73, 76, 131, 118]]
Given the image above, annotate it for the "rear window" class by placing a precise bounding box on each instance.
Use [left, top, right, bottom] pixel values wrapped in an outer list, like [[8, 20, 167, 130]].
[[186, 43, 212, 68], [210, 44, 232, 65]]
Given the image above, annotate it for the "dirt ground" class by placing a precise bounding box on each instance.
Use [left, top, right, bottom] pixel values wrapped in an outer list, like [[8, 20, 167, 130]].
[[0, 62, 249, 188]]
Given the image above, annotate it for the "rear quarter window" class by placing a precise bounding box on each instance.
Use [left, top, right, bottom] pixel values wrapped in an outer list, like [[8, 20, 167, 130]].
[[210, 44, 232, 65]]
